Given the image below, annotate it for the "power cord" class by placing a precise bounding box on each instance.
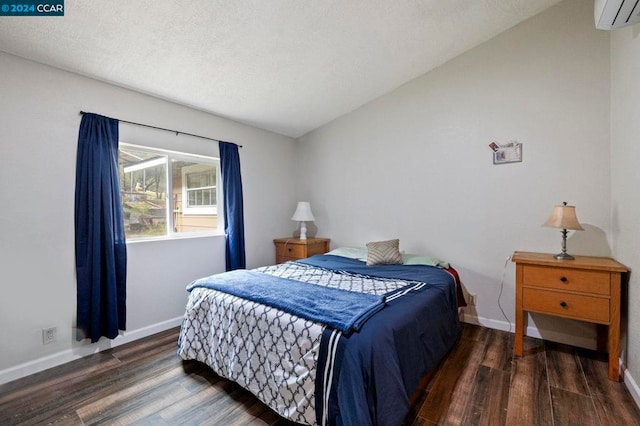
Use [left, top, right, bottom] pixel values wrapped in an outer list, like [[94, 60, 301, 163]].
[[498, 255, 512, 333]]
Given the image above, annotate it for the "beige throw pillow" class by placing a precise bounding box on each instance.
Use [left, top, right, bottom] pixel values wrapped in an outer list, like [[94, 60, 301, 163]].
[[366, 239, 402, 266]]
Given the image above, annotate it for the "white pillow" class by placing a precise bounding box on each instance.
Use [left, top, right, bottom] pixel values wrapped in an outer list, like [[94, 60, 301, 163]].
[[402, 253, 449, 268], [327, 246, 368, 261]]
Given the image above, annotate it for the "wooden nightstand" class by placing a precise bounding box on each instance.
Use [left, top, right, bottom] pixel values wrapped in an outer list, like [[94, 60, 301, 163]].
[[512, 251, 627, 381], [273, 237, 330, 263]]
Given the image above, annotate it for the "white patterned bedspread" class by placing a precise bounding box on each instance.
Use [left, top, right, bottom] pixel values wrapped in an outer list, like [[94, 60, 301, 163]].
[[177, 262, 416, 425]]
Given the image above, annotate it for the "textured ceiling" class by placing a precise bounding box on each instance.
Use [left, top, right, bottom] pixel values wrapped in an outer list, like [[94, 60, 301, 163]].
[[0, 0, 562, 138]]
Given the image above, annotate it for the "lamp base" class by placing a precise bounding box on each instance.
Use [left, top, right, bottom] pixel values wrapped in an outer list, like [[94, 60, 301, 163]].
[[555, 228, 575, 260], [554, 252, 575, 260]]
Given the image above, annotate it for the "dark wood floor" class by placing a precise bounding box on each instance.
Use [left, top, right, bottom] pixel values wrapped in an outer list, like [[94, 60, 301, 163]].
[[413, 324, 640, 425], [1, 323, 639, 425]]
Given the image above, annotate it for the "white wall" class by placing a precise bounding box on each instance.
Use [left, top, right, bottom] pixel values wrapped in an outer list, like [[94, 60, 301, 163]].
[[0, 51, 297, 383], [2, 0, 636, 394], [297, 0, 611, 344], [611, 24, 640, 398]]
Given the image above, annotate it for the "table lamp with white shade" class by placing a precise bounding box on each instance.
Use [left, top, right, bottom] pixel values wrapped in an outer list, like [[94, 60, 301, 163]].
[[291, 201, 315, 240]]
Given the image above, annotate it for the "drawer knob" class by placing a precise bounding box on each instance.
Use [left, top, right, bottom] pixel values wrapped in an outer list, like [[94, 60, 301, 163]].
[[560, 301, 568, 308], [560, 276, 568, 283]]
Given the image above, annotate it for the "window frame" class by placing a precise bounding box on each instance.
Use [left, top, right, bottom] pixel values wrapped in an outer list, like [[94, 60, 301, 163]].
[[119, 142, 223, 241]]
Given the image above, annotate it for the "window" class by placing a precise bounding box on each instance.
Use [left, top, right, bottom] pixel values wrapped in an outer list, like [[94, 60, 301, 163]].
[[182, 164, 216, 215], [118, 143, 221, 240]]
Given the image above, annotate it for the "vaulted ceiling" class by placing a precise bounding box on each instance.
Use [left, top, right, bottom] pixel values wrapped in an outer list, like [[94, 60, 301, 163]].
[[0, 0, 563, 137]]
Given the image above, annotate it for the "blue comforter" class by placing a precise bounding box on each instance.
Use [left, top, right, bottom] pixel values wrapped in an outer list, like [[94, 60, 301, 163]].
[[300, 255, 461, 426], [185, 254, 460, 426]]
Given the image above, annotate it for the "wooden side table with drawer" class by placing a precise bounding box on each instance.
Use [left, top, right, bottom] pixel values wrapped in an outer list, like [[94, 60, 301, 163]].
[[512, 251, 627, 381], [273, 237, 330, 263]]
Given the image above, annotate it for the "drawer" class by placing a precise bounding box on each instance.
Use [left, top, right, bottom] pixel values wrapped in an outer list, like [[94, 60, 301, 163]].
[[522, 288, 609, 323], [522, 265, 610, 296], [306, 241, 328, 256], [276, 243, 306, 259]]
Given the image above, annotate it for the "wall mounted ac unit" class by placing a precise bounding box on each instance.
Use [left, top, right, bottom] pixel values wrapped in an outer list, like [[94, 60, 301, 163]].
[[595, 0, 640, 29]]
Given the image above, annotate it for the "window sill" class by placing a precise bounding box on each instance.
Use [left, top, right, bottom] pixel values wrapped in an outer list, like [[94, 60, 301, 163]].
[[126, 231, 225, 245]]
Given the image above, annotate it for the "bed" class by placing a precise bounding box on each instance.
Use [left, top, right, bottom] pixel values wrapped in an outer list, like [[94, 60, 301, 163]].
[[177, 247, 464, 425]]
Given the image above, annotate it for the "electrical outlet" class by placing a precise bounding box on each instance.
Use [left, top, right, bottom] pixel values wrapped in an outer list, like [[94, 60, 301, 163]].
[[468, 293, 477, 306], [42, 327, 57, 345]]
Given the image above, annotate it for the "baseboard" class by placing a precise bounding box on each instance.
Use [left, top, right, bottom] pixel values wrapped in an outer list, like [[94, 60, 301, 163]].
[[107, 316, 183, 347], [0, 316, 183, 386], [461, 313, 513, 333], [624, 365, 640, 410], [461, 312, 597, 349]]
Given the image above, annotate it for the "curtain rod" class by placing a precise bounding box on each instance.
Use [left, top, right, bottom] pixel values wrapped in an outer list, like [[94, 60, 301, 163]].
[[79, 111, 242, 148]]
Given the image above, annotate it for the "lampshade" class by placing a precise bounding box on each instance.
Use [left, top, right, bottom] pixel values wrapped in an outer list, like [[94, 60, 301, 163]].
[[291, 202, 315, 222], [542, 203, 584, 231]]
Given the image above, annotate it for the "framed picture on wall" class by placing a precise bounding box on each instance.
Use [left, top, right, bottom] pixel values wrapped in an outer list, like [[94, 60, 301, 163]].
[[493, 142, 522, 165]]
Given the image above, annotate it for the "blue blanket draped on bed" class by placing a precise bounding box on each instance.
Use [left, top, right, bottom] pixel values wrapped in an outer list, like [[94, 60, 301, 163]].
[[187, 269, 385, 334]]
